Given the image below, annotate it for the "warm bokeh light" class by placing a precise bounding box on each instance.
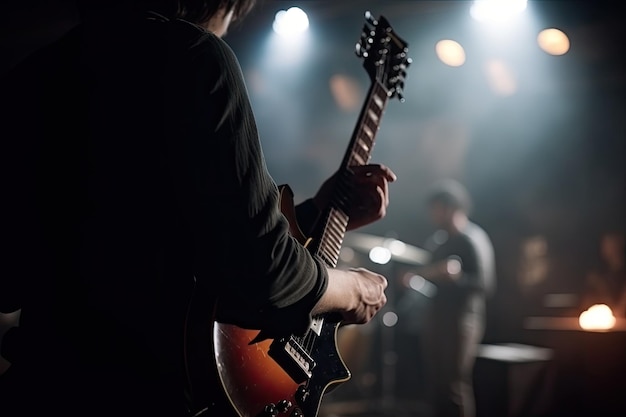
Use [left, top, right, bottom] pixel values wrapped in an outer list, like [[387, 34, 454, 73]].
[[435, 39, 466, 67], [339, 246, 355, 263], [484, 59, 517, 96], [329, 74, 362, 112], [537, 28, 570, 55], [579, 304, 616, 331]]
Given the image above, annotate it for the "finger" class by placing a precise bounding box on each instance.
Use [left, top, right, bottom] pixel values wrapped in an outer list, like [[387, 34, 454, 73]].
[[351, 186, 386, 216], [352, 171, 391, 196], [350, 164, 397, 182]]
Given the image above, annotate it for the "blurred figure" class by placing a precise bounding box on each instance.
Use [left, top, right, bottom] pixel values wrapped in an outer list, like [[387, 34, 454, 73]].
[[581, 231, 626, 317], [407, 179, 496, 417]]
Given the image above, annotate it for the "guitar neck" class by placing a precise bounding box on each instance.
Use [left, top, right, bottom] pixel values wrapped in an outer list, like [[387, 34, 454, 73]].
[[308, 81, 390, 267]]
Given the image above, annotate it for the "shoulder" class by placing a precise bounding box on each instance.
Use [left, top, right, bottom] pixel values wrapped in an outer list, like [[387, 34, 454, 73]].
[[162, 17, 237, 63], [462, 222, 495, 256], [464, 222, 490, 242]]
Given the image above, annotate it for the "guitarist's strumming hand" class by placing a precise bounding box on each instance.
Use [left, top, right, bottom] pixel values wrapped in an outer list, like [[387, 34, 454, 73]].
[[314, 164, 397, 231], [311, 267, 388, 325]]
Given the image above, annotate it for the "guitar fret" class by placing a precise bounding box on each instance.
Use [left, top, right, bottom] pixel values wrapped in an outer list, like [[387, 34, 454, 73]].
[[321, 241, 340, 261], [364, 117, 378, 133], [327, 230, 344, 252], [367, 108, 379, 123], [351, 152, 367, 166], [325, 221, 347, 250], [326, 220, 344, 240], [323, 243, 341, 261], [361, 125, 374, 141], [329, 210, 349, 229], [324, 229, 343, 253], [319, 251, 335, 267], [353, 143, 370, 161], [369, 101, 383, 117], [373, 92, 384, 109]]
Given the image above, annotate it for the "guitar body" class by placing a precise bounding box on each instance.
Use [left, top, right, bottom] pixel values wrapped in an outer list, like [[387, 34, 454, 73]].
[[213, 318, 348, 417], [184, 12, 410, 417], [185, 186, 349, 417]]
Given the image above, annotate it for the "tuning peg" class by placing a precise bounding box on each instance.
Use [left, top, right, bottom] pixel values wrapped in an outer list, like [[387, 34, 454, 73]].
[[365, 11, 378, 26], [355, 43, 369, 58], [396, 87, 405, 103]]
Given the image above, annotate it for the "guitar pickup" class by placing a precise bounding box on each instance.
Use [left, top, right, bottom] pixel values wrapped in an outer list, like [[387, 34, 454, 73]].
[[269, 336, 316, 384]]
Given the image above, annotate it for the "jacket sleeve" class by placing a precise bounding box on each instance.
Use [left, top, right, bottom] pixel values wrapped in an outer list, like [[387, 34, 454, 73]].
[[163, 24, 327, 336]]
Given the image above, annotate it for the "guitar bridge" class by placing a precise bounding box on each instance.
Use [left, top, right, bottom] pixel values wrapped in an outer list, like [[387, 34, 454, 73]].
[[269, 336, 316, 384]]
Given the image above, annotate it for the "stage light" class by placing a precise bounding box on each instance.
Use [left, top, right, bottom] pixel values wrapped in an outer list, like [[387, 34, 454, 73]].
[[470, 0, 528, 23], [446, 258, 462, 275], [408, 275, 438, 298], [272, 7, 309, 37], [369, 246, 392, 265], [435, 39, 466, 67], [382, 311, 399, 327], [537, 28, 570, 56], [387, 239, 407, 257], [579, 304, 616, 331]]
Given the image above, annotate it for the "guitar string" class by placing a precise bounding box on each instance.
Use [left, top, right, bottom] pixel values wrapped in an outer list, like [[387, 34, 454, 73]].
[[298, 81, 389, 359], [302, 82, 387, 359]]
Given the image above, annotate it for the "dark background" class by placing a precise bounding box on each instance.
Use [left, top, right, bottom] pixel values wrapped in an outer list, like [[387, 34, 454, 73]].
[[2, 1, 625, 415]]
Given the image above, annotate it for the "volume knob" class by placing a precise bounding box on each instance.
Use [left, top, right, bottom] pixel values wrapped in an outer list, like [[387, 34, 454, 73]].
[[262, 403, 277, 417], [276, 399, 292, 413], [295, 385, 309, 403]]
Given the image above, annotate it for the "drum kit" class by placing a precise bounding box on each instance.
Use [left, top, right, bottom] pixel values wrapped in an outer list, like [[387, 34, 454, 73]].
[[340, 232, 431, 267]]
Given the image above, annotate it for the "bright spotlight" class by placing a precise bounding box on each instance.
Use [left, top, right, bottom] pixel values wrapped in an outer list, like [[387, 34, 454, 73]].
[[579, 304, 616, 331], [537, 28, 570, 56], [435, 39, 466, 67], [470, 0, 528, 23], [273, 7, 309, 37]]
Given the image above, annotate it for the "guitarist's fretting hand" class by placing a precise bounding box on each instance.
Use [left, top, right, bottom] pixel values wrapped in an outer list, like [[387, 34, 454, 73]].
[[313, 164, 397, 231], [308, 163, 395, 325], [311, 267, 388, 325]]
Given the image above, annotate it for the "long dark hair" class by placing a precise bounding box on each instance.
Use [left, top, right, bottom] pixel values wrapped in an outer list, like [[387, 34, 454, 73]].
[[137, 0, 257, 24], [78, 0, 257, 25]]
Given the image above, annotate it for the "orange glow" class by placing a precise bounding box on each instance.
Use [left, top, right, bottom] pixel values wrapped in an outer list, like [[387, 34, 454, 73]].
[[537, 28, 570, 56], [329, 74, 362, 111], [484, 59, 517, 96], [579, 304, 616, 331], [435, 40, 466, 67]]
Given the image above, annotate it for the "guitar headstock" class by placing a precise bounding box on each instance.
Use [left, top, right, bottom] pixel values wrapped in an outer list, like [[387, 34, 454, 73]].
[[355, 11, 412, 101]]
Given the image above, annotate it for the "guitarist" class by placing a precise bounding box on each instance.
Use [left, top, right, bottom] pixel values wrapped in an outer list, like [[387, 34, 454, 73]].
[[0, 1, 396, 416]]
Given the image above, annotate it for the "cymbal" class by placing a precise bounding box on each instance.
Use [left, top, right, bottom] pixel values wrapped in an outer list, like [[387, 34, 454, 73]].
[[342, 232, 431, 266]]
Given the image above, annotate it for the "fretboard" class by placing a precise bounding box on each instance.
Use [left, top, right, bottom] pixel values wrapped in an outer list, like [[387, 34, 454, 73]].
[[308, 81, 390, 267]]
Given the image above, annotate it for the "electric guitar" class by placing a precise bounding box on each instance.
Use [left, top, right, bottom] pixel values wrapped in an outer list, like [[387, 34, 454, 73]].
[[184, 11, 411, 417]]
